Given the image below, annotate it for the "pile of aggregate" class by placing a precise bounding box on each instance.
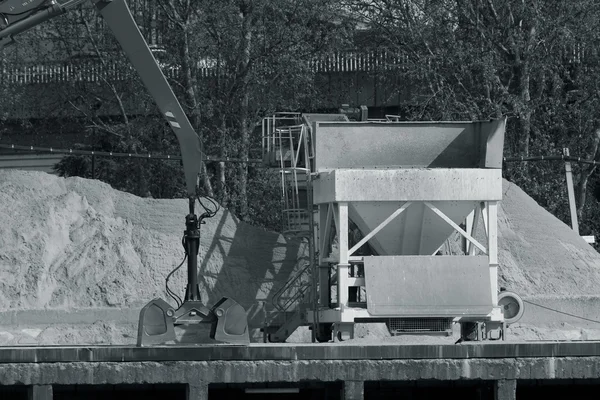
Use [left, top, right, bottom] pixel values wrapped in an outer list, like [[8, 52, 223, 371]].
[[1, 171, 600, 344], [496, 180, 600, 296], [0, 170, 306, 344]]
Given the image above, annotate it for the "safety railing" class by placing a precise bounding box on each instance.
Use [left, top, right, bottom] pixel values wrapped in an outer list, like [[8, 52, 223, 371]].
[[271, 261, 312, 313], [0, 50, 419, 85], [262, 112, 318, 340], [275, 124, 309, 235], [261, 112, 302, 163]]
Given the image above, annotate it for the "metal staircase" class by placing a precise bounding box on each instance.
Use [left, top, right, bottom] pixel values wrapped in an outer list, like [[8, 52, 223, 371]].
[[262, 113, 319, 342], [266, 262, 312, 342], [272, 262, 312, 313]]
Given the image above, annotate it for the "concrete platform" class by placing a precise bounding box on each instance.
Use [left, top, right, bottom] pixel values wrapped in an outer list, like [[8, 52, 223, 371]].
[[2, 341, 600, 362], [2, 342, 600, 399]]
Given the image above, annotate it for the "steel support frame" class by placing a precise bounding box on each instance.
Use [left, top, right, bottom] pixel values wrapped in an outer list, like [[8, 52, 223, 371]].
[[463, 201, 499, 307], [314, 199, 500, 324], [261, 112, 302, 157]]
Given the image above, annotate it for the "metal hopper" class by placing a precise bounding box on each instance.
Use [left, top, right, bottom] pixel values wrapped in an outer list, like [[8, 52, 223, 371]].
[[310, 119, 506, 338], [261, 114, 507, 342]]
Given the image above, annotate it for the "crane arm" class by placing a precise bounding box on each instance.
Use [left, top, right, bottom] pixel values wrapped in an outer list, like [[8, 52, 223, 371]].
[[0, 0, 251, 347], [93, 0, 202, 195], [0, 0, 203, 196]]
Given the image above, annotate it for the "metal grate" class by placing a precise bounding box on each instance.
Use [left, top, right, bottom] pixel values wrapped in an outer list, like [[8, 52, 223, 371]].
[[387, 318, 453, 335]]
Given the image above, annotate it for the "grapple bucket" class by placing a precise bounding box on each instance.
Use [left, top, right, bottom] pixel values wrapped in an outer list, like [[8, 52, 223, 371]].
[[137, 298, 176, 346], [209, 298, 250, 343], [137, 297, 249, 347]]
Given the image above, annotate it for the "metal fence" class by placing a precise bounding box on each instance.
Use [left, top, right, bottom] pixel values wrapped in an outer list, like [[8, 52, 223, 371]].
[[1, 45, 595, 86], [0, 51, 411, 85], [0, 60, 176, 85]]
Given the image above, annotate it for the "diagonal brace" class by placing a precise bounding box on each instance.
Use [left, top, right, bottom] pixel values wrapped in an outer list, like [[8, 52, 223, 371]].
[[424, 202, 487, 254], [320, 203, 334, 259], [348, 202, 412, 256]]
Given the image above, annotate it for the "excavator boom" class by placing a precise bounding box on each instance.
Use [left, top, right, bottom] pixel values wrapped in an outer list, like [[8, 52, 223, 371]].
[[93, 0, 203, 195], [0, 0, 249, 346], [0, 0, 202, 196]]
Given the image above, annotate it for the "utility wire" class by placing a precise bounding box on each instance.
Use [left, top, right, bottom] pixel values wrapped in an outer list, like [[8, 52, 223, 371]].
[[0, 143, 263, 163], [504, 154, 600, 166], [523, 299, 600, 325]]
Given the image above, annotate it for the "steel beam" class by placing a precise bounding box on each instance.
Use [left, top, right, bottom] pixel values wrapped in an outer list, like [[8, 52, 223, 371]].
[[487, 201, 499, 305], [337, 202, 349, 308], [425, 202, 487, 254], [313, 169, 502, 203], [348, 202, 411, 256]]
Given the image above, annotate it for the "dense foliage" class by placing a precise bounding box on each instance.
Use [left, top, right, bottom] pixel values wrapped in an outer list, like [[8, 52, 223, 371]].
[[345, 0, 600, 246], [5, 0, 600, 240], [39, 0, 352, 232]]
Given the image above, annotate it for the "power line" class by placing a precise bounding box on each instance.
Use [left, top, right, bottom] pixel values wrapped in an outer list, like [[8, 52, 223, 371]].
[[0, 143, 263, 163], [523, 299, 600, 324], [504, 155, 600, 166]]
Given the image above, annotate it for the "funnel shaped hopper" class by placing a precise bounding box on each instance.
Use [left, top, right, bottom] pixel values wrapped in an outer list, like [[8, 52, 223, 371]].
[[312, 119, 505, 257], [350, 201, 479, 256]]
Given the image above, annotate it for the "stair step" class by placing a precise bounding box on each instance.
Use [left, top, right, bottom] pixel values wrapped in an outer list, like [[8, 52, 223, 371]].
[[260, 326, 281, 333], [268, 311, 307, 342]]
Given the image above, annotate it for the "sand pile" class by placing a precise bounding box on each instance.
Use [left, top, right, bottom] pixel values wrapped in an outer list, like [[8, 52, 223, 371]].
[[497, 180, 600, 296], [2, 170, 600, 345], [0, 170, 306, 343]]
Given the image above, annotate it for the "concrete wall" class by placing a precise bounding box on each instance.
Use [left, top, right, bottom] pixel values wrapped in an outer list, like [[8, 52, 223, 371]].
[[2, 344, 600, 399]]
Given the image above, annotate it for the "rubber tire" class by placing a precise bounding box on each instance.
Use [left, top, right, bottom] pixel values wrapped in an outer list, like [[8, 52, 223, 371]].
[[316, 324, 333, 343]]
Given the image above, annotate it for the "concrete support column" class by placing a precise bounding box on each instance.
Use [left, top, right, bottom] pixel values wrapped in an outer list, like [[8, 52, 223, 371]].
[[28, 385, 52, 400], [187, 383, 209, 400], [343, 381, 364, 400], [495, 379, 516, 400]]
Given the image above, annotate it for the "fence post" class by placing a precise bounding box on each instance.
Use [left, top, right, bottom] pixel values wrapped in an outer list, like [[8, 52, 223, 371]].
[[563, 148, 579, 234]]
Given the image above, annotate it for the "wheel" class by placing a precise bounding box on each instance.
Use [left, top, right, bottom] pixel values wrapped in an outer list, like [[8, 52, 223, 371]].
[[333, 323, 354, 342], [498, 291, 524, 324], [316, 323, 332, 343]]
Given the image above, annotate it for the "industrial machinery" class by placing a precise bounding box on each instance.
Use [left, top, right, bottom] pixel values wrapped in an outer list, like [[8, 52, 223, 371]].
[[0, 0, 249, 345], [263, 112, 522, 342]]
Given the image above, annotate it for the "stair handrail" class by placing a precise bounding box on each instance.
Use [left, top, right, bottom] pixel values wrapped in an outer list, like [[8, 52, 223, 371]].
[[278, 279, 311, 313], [271, 260, 312, 313]]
